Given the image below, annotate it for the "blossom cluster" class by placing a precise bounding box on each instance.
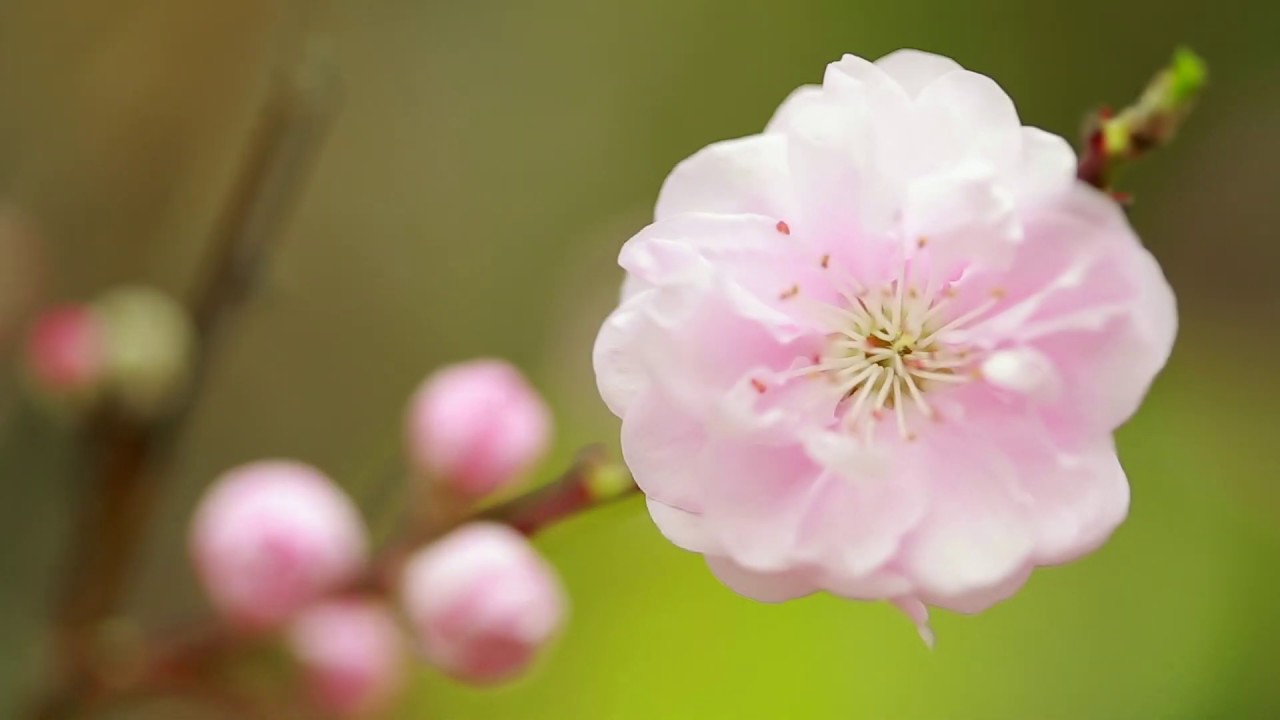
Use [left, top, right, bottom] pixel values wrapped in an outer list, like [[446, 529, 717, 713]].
[[189, 360, 562, 715]]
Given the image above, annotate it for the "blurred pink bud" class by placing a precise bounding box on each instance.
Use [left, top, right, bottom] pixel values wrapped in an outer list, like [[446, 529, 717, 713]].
[[288, 599, 406, 717], [190, 461, 368, 630], [405, 359, 552, 498], [24, 305, 106, 397], [400, 522, 566, 684]]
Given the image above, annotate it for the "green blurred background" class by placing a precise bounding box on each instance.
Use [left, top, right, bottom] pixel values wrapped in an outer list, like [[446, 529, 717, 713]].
[[1, 0, 1278, 718]]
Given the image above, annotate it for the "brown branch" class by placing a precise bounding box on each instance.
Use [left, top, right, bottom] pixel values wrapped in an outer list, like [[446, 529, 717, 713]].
[[29, 46, 341, 720], [54, 450, 639, 711], [473, 446, 638, 535], [185, 44, 341, 351], [39, 417, 157, 719], [361, 446, 640, 593]]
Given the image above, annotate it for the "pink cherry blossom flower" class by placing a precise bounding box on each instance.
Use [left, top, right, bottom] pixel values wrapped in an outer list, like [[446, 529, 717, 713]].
[[593, 50, 1176, 638], [406, 359, 552, 498], [400, 522, 566, 684], [190, 461, 369, 630], [288, 599, 406, 717]]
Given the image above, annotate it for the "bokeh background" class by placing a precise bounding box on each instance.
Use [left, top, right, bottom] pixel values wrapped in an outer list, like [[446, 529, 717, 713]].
[[1, 0, 1278, 718]]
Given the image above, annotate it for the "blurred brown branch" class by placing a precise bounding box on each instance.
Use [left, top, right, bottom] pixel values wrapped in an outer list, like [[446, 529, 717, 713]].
[[44, 449, 638, 716], [29, 45, 341, 720]]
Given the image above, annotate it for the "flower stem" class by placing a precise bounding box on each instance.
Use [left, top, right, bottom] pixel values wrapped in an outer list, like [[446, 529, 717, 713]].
[[477, 445, 639, 534], [1077, 47, 1207, 193], [364, 446, 639, 592]]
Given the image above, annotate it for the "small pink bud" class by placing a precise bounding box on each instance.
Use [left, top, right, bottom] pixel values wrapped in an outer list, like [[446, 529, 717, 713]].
[[405, 359, 552, 498], [288, 599, 406, 717], [190, 461, 368, 631], [400, 522, 566, 684], [24, 305, 106, 398]]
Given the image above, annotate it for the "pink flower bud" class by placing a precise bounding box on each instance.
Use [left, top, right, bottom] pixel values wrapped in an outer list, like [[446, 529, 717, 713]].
[[405, 360, 552, 498], [24, 305, 106, 397], [190, 461, 368, 630], [400, 522, 566, 684], [288, 599, 406, 717]]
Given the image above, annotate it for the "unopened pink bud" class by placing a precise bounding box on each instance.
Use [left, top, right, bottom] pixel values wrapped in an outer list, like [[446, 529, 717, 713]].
[[400, 522, 566, 684], [405, 360, 552, 498], [24, 305, 106, 397], [190, 461, 368, 630], [288, 599, 406, 717]]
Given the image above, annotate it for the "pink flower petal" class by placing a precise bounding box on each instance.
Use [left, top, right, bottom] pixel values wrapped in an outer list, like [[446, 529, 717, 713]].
[[620, 389, 710, 512], [890, 596, 935, 648], [702, 440, 823, 571], [797, 436, 925, 578], [920, 563, 1034, 615], [593, 294, 653, 416], [705, 555, 817, 603], [897, 428, 1036, 599], [1020, 438, 1130, 565], [902, 161, 1023, 274], [646, 498, 719, 554]]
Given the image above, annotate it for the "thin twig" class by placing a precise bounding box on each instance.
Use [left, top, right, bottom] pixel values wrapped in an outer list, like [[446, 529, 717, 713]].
[[473, 446, 638, 534], [360, 445, 640, 593], [1077, 47, 1206, 193]]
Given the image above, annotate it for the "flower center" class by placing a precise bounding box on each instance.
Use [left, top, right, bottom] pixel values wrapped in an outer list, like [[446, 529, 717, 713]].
[[811, 269, 999, 441]]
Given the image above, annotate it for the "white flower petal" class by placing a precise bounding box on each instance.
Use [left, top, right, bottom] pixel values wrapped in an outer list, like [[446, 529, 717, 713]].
[[981, 347, 1061, 403], [1011, 127, 1078, 206], [825, 54, 909, 101], [765, 84, 824, 135], [655, 134, 793, 221], [770, 78, 900, 237], [593, 295, 653, 416], [921, 564, 1033, 614], [916, 69, 1022, 170], [874, 49, 964, 97], [647, 498, 719, 554]]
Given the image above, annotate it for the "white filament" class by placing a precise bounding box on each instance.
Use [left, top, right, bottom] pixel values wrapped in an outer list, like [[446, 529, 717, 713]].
[[812, 262, 1001, 440]]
